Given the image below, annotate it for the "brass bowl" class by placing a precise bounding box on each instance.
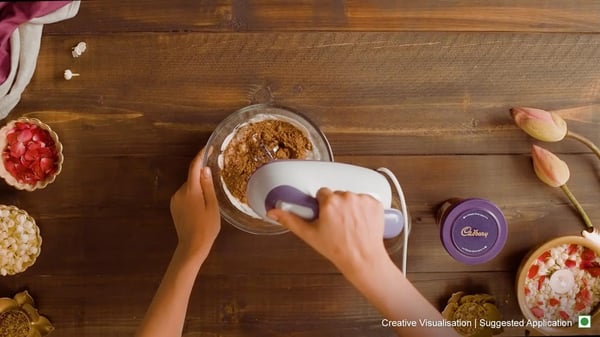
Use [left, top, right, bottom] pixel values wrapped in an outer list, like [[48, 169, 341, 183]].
[[0, 291, 54, 337], [516, 235, 600, 335], [0, 117, 64, 191]]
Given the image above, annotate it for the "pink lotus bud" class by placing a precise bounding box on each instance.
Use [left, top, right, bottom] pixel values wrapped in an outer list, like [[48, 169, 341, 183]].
[[511, 107, 567, 142], [531, 145, 570, 187]]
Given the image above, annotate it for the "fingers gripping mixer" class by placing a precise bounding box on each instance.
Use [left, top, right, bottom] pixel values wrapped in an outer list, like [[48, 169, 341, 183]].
[[246, 161, 405, 239]]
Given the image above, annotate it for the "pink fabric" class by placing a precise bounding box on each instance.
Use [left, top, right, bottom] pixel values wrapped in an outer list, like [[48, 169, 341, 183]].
[[0, 1, 71, 83]]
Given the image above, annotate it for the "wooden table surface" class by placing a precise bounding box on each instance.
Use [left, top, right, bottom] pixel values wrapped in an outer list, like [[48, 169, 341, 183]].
[[2, 1, 600, 336]]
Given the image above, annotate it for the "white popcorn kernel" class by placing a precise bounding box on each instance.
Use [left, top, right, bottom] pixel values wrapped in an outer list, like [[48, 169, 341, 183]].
[[0, 207, 42, 275]]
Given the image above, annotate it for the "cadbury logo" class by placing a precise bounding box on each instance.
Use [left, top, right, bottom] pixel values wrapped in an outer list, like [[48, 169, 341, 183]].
[[460, 226, 489, 238]]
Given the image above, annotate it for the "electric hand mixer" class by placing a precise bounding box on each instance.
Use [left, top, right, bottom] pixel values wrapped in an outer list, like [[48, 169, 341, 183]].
[[246, 160, 411, 273]]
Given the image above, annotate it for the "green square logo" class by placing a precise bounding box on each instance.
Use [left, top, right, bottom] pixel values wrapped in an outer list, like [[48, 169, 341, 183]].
[[579, 315, 591, 328]]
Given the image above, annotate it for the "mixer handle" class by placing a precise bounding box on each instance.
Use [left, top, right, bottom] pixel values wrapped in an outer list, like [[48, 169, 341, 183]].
[[265, 185, 404, 239]]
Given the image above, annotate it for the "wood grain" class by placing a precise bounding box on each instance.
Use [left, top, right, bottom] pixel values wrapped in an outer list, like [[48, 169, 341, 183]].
[[17, 32, 600, 156], [5, 154, 598, 277], [44, 0, 600, 34], [0, 272, 535, 337], [1, 2, 600, 337]]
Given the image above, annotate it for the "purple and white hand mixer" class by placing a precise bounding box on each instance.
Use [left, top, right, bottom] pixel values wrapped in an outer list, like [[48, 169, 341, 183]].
[[246, 160, 410, 273]]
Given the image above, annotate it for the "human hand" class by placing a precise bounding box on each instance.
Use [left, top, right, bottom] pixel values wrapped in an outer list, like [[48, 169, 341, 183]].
[[170, 147, 220, 260], [267, 188, 388, 276]]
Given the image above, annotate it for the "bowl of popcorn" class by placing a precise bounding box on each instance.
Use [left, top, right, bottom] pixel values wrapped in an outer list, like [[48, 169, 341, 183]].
[[517, 235, 600, 334], [0, 205, 41, 276], [0, 118, 63, 191]]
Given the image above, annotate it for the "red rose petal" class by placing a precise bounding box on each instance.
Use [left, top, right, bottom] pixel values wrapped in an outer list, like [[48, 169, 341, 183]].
[[40, 157, 53, 173], [581, 260, 595, 269], [577, 288, 591, 302], [3, 122, 60, 185], [548, 298, 560, 306], [537, 275, 546, 291], [27, 141, 40, 150], [575, 301, 586, 312], [538, 251, 551, 262], [587, 266, 600, 277], [17, 128, 32, 142], [559, 311, 570, 320], [10, 142, 26, 157], [23, 148, 37, 161], [530, 307, 544, 319], [568, 244, 578, 255], [20, 156, 34, 168], [4, 160, 15, 173], [6, 131, 17, 145], [565, 259, 576, 268], [38, 147, 52, 158], [582, 247, 596, 261], [528, 264, 539, 279], [31, 161, 43, 178]]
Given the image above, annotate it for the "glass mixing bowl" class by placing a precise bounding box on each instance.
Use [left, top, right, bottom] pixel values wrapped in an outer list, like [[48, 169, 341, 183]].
[[202, 104, 334, 235]]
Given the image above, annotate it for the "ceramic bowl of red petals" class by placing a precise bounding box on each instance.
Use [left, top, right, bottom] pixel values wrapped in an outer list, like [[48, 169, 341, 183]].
[[0, 118, 63, 191]]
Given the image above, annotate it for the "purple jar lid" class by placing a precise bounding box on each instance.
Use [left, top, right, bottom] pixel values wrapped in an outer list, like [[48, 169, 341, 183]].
[[440, 198, 507, 265]]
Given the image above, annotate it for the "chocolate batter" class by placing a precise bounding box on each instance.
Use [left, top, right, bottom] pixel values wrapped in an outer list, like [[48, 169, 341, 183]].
[[221, 119, 313, 202]]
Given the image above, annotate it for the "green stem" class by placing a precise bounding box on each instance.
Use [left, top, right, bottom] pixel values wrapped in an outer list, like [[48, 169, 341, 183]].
[[566, 130, 600, 160], [560, 184, 595, 232]]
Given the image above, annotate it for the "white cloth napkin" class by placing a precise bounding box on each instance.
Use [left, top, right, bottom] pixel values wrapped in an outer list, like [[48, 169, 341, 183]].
[[0, 1, 80, 119]]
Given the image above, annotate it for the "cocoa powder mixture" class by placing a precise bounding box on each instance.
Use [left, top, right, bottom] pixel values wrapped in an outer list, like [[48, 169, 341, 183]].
[[221, 119, 313, 202]]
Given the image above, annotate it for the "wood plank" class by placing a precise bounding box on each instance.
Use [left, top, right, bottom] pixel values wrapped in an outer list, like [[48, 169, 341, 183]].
[[44, 1, 600, 34], [11, 104, 600, 157], [0, 272, 554, 337], [21, 202, 600, 277], [4, 153, 596, 276], [9, 154, 598, 213], [3, 2, 599, 337], [13, 32, 599, 155]]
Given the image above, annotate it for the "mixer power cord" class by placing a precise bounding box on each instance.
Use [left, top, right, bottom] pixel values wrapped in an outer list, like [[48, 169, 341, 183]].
[[376, 167, 410, 275]]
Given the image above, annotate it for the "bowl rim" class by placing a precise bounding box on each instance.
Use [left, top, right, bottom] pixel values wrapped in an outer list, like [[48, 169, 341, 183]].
[[516, 235, 600, 334], [0, 117, 64, 191], [202, 104, 334, 235]]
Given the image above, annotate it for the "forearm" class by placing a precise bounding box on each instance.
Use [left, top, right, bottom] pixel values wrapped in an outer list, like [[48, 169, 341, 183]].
[[136, 247, 208, 337], [343, 255, 460, 337]]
